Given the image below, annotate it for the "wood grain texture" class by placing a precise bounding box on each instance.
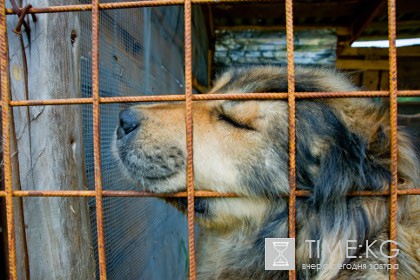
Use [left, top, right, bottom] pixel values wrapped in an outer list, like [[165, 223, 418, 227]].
[[7, 1, 95, 279]]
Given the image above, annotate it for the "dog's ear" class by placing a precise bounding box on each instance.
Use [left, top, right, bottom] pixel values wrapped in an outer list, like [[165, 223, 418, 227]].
[[301, 121, 391, 278], [309, 121, 390, 209]]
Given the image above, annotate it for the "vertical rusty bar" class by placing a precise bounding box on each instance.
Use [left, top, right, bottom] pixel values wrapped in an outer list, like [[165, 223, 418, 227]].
[[387, 0, 398, 279], [184, 0, 196, 278], [91, 0, 107, 278], [285, 0, 296, 279], [0, 1, 18, 279]]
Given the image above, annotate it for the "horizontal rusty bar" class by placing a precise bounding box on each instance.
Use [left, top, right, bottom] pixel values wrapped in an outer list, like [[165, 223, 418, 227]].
[[294, 90, 420, 98], [1, 188, 418, 198], [5, 190, 238, 197], [103, 190, 237, 197], [7, 90, 420, 106], [10, 98, 93, 106], [389, 90, 419, 96], [100, 95, 185, 103], [5, 0, 274, 15], [194, 93, 289, 100], [396, 189, 420, 195], [7, 190, 96, 197]]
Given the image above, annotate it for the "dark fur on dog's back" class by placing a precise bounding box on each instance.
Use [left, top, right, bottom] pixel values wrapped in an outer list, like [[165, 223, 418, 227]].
[[114, 66, 420, 279]]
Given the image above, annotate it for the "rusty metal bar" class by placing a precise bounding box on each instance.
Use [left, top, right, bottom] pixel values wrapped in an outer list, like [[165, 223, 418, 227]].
[[0, 0, 18, 278], [10, 97, 94, 106], [395, 189, 420, 195], [387, 0, 398, 279], [11, 190, 236, 197], [293, 90, 420, 98], [285, 0, 296, 279], [184, 0, 196, 278], [0, 188, 419, 198], [5, 0, 275, 15], [100, 95, 185, 103], [91, 0, 107, 278], [7, 90, 420, 107]]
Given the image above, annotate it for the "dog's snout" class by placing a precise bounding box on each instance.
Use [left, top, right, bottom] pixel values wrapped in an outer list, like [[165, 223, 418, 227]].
[[118, 109, 140, 139]]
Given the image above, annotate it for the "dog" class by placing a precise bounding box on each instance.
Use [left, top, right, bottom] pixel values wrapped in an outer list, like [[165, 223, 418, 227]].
[[113, 66, 419, 279]]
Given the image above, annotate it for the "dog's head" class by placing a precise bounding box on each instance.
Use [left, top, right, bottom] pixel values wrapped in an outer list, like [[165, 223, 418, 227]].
[[113, 66, 418, 230]]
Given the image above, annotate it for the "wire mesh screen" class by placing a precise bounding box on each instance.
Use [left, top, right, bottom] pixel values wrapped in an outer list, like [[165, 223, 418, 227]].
[[79, 5, 208, 279]]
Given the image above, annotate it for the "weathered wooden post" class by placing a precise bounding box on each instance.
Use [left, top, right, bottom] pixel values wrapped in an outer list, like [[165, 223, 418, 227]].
[[7, 1, 95, 279]]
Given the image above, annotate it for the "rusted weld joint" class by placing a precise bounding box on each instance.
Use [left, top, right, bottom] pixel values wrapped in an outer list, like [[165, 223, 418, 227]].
[[10, 0, 37, 35]]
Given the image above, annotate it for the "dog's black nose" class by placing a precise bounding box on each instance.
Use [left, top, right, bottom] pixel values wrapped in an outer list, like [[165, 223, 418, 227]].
[[118, 109, 140, 139]]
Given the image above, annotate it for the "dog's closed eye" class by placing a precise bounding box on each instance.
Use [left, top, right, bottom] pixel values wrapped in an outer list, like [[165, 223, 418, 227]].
[[218, 114, 254, 130]]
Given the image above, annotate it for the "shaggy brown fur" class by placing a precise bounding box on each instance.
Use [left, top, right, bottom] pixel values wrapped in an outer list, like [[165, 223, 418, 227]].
[[113, 66, 420, 280]]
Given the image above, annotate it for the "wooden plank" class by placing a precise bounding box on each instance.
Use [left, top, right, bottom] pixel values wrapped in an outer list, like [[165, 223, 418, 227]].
[[0, 118, 27, 280], [7, 1, 95, 279], [362, 70, 380, 90], [340, 46, 420, 57], [10, 118, 30, 280], [213, 1, 360, 19], [379, 71, 389, 90], [349, 0, 386, 43], [215, 24, 350, 34], [336, 59, 389, 70], [368, 20, 420, 31]]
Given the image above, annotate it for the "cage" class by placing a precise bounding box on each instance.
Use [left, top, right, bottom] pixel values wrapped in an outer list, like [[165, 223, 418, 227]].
[[0, 0, 419, 280]]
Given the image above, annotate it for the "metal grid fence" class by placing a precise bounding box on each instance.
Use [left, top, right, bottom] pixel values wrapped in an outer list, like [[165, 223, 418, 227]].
[[82, 4, 196, 278], [1, 1, 420, 280]]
